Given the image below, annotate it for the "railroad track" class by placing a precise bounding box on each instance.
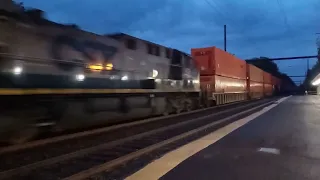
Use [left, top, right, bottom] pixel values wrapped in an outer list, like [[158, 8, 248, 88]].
[[0, 98, 279, 180]]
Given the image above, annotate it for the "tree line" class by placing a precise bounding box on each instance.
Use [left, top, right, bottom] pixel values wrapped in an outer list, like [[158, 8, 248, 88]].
[[245, 57, 296, 87]]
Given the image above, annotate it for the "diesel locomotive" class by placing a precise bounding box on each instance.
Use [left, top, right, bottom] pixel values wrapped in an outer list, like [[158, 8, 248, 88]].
[[0, 9, 203, 143]]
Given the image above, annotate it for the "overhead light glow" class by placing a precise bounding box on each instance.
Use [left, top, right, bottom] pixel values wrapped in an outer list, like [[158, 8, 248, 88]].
[[13, 66, 22, 75], [312, 78, 320, 86], [75, 74, 85, 81]]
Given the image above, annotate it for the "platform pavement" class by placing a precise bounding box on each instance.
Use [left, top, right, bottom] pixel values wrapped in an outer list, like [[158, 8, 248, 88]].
[[127, 95, 320, 180]]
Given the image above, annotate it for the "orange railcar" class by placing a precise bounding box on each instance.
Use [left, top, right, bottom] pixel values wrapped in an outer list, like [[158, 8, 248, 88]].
[[263, 72, 272, 84], [200, 75, 247, 93], [191, 47, 247, 80], [271, 76, 281, 94], [263, 72, 273, 96], [264, 83, 273, 96], [192, 46, 247, 105], [272, 76, 281, 86], [246, 64, 264, 99], [199, 75, 247, 105], [247, 64, 264, 83], [249, 81, 264, 98]]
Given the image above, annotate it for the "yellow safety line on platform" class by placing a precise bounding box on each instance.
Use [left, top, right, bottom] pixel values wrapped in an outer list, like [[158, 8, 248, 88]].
[[125, 96, 291, 180]]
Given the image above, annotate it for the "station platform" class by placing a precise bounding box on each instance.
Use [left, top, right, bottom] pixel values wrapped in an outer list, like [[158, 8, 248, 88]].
[[127, 95, 320, 180]]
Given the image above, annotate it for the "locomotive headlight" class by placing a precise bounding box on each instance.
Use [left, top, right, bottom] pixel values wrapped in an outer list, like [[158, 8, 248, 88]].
[[121, 75, 128, 81], [192, 80, 199, 84], [312, 78, 320, 86], [152, 69, 158, 78], [75, 74, 85, 81], [13, 66, 23, 75]]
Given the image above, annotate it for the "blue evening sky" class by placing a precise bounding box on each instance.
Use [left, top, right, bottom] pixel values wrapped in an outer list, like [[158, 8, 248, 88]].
[[17, 0, 320, 84]]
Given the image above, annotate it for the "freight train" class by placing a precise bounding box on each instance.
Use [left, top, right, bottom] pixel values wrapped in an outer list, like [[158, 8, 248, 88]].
[[0, 9, 280, 144]]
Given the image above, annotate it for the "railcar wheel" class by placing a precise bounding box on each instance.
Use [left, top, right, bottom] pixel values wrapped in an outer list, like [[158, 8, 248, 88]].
[[8, 126, 38, 144]]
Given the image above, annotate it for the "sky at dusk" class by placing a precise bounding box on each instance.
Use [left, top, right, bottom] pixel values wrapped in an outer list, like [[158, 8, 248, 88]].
[[17, 0, 320, 84]]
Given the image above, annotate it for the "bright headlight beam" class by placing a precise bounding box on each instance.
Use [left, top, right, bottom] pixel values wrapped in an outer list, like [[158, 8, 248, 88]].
[[75, 74, 85, 81], [312, 78, 320, 86], [121, 75, 128, 81], [13, 66, 22, 75]]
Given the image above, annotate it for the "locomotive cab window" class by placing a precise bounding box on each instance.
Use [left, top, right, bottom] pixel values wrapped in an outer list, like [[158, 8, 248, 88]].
[[166, 48, 171, 59], [147, 43, 153, 54], [126, 39, 136, 50], [155, 46, 160, 56], [183, 55, 191, 68]]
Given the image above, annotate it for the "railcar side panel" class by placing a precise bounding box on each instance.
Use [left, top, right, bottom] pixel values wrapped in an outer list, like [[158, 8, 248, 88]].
[[200, 75, 246, 93], [199, 75, 247, 105], [249, 81, 264, 99], [191, 47, 247, 80], [264, 83, 273, 96], [247, 64, 263, 83], [214, 47, 247, 80], [263, 72, 272, 84]]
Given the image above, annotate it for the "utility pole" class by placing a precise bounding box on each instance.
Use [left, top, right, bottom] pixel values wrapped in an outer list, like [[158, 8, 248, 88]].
[[224, 25, 227, 52], [317, 33, 320, 62], [306, 58, 309, 78]]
